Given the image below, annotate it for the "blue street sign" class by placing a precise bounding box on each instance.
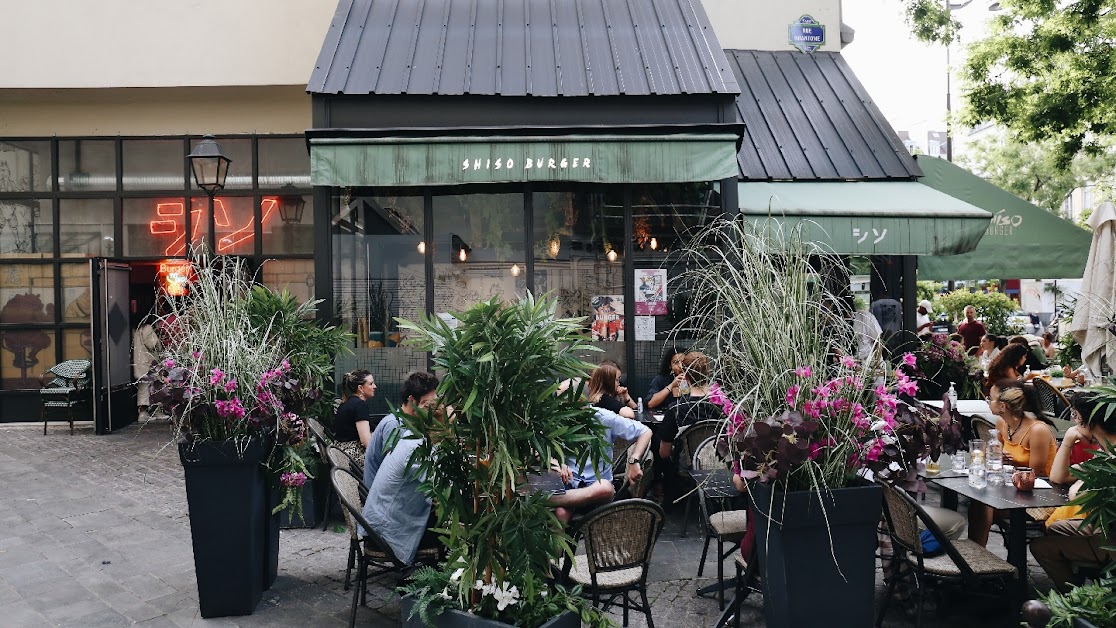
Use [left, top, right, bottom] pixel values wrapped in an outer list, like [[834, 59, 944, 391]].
[[789, 15, 826, 53]]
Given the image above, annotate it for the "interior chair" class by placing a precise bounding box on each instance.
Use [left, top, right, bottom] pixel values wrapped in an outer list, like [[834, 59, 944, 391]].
[[307, 418, 338, 531], [40, 359, 93, 435], [673, 418, 723, 536], [330, 467, 438, 628], [692, 435, 748, 611], [561, 499, 665, 627], [876, 482, 1016, 628]]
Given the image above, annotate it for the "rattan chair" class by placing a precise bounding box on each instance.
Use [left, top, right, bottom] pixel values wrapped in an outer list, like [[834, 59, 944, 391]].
[[674, 418, 722, 536], [1032, 379, 1074, 438], [876, 482, 1016, 628], [327, 445, 369, 591], [561, 499, 665, 627], [693, 436, 748, 610], [40, 359, 92, 435], [307, 418, 338, 531], [972, 417, 995, 445], [328, 446, 367, 501]]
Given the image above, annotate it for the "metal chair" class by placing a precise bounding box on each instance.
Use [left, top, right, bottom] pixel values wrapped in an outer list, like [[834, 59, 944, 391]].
[[307, 418, 339, 531], [876, 482, 1016, 628], [561, 499, 665, 627], [40, 359, 92, 435], [675, 418, 723, 536], [693, 436, 747, 611]]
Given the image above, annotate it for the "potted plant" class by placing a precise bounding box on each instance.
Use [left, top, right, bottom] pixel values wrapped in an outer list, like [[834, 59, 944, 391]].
[[900, 333, 983, 400], [393, 293, 611, 628], [674, 216, 930, 628], [145, 252, 346, 617]]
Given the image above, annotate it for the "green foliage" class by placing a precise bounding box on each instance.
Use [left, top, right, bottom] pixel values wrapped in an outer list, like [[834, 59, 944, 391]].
[[901, 0, 961, 44], [934, 289, 1020, 336], [958, 133, 1116, 217], [1040, 567, 1116, 628], [1058, 333, 1083, 368], [916, 281, 943, 304], [395, 294, 610, 628], [958, 0, 1116, 167]]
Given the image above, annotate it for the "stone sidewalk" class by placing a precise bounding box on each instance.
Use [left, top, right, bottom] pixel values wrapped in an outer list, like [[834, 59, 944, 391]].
[[0, 421, 1050, 627]]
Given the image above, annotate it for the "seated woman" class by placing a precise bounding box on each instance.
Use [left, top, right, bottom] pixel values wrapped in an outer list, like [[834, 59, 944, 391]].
[[1009, 335, 1048, 372], [984, 343, 1030, 394], [968, 379, 1057, 546], [333, 369, 377, 469], [1032, 390, 1116, 592], [977, 334, 1006, 372], [658, 352, 723, 461], [1041, 332, 1059, 361], [587, 361, 636, 419], [645, 346, 687, 412]]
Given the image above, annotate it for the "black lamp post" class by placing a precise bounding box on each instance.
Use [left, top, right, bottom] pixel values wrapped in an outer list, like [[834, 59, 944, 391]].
[[188, 135, 231, 253]]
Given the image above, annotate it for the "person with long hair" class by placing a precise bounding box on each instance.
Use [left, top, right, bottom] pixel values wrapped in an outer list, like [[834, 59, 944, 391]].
[[334, 369, 376, 468], [985, 343, 1030, 392], [1032, 390, 1116, 592], [645, 345, 687, 411], [658, 352, 722, 460], [968, 379, 1057, 546], [587, 361, 636, 418], [1041, 332, 1059, 361]]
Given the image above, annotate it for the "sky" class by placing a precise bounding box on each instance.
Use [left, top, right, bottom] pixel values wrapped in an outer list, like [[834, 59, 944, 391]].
[[840, 0, 1000, 146]]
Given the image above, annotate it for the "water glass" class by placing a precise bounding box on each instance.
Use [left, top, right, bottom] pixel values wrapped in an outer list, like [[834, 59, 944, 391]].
[[969, 439, 984, 468], [968, 464, 987, 489], [950, 451, 967, 473]]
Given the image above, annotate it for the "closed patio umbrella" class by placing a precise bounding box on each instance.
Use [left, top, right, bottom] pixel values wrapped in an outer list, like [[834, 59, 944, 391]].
[[1070, 201, 1116, 376]]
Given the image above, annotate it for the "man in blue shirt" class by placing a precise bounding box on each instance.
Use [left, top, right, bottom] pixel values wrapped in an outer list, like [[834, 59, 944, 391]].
[[550, 407, 652, 523], [364, 371, 439, 489]]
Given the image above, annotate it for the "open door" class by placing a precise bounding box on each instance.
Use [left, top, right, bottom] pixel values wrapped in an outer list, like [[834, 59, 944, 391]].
[[90, 259, 137, 434]]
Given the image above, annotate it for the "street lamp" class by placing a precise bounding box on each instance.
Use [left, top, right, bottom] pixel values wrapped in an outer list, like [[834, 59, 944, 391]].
[[944, 1, 1001, 161], [188, 135, 231, 253], [277, 184, 306, 225]]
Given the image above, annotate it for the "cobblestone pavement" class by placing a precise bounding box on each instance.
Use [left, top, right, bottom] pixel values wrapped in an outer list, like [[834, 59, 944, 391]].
[[1, 421, 1052, 627]]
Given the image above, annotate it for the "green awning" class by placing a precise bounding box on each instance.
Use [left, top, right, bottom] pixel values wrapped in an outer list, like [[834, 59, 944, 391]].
[[310, 134, 741, 187], [915, 156, 1093, 280], [737, 180, 992, 255]]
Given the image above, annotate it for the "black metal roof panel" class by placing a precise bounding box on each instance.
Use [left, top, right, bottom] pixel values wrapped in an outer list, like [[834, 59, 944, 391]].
[[309, 0, 740, 97], [727, 50, 921, 181]]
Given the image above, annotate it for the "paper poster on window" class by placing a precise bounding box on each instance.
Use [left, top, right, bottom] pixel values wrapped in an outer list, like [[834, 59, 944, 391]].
[[590, 295, 624, 341], [635, 269, 667, 315], [635, 316, 656, 341]]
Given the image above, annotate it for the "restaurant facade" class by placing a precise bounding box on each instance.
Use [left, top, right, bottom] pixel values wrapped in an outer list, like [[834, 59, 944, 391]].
[[0, 0, 990, 424]]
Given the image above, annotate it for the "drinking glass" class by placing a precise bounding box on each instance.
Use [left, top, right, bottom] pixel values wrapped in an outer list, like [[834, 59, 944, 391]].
[[950, 451, 967, 473], [969, 439, 984, 467]]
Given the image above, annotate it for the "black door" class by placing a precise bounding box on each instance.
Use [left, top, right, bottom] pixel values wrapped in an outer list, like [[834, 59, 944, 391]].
[[90, 259, 137, 434]]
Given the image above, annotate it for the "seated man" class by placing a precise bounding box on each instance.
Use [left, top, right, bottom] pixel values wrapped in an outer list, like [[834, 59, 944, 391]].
[[364, 371, 439, 489], [361, 426, 437, 564], [549, 406, 651, 523]]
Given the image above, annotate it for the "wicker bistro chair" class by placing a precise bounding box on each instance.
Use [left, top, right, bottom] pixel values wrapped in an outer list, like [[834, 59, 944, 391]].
[[308, 418, 339, 531], [876, 482, 1017, 628], [330, 467, 438, 628], [693, 436, 748, 611], [40, 359, 93, 435], [561, 499, 665, 628], [327, 446, 368, 591], [1031, 379, 1074, 438], [674, 419, 722, 537]]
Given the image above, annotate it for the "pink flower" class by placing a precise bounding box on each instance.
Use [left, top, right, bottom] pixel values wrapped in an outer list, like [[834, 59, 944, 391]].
[[190, 351, 201, 359], [902, 352, 917, 368], [280, 472, 307, 487], [209, 368, 225, 386], [897, 379, 918, 397], [839, 355, 857, 369], [801, 400, 821, 419], [215, 397, 246, 420], [785, 385, 800, 409], [163, 358, 175, 369], [794, 366, 812, 378], [865, 441, 884, 462], [223, 379, 238, 393]]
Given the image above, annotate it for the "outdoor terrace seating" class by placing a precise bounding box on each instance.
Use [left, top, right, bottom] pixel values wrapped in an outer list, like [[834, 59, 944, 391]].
[[40, 359, 92, 435]]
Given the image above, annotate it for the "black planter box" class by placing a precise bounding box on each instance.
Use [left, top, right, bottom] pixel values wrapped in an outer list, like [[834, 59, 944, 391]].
[[180, 437, 271, 618], [278, 468, 328, 529], [752, 482, 883, 628], [399, 594, 578, 628]]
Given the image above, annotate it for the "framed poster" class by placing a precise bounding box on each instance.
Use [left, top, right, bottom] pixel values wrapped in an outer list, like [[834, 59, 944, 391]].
[[590, 295, 624, 341], [634, 268, 667, 315]]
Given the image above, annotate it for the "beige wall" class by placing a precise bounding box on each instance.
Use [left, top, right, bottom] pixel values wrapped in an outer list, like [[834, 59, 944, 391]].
[[704, 0, 843, 51], [0, 0, 336, 89], [0, 86, 310, 136]]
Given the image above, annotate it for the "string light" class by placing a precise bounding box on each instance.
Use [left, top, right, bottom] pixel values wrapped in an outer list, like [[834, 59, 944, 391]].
[[458, 248, 467, 262], [606, 249, 618, 262], [417, 241, 426, 254], [510, 263, 521, 277]]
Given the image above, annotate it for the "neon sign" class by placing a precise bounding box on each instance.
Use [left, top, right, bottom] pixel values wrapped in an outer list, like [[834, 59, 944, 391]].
[[148, 198, 278, 256], [158, 261, 193, 296]]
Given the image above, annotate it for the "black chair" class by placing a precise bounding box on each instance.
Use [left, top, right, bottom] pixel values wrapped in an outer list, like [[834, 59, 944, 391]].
[[693, 436, 747, 611], [40, 359, 92, 435], [673, 418, 722, 536], [560, 499, 665, 627], [876, 482, 1016, 627], [307, 418, 338, 531]]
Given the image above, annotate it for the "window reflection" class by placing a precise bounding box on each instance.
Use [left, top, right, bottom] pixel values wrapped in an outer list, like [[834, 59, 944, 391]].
[[433, 194, 526, 312]]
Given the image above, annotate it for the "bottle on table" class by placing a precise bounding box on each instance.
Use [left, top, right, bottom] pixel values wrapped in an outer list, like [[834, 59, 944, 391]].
[[637, 397, 643, 415], [947, 381, 958, 410], [986, 428, 1004, 486]]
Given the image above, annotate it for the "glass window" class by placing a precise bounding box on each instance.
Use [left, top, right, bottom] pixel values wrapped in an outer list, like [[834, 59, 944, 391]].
[[189, 137, 251, 191], [0, 264, 55, 323], [433, 193, 526, 312], [261, 259, 314, 306], [58, 140, 116, 192], [209, 196, 256, 255], [0, 198, 52, 257], [259, 138, 310, 189], [123, 139, 186, 191], [262, 193, 313, 254], [61, 264, 92, 323], [60, 199, 114, 257], [124, 197, 187, 257], [62, 328, 93, 363], [0, 140, 51, 193], [0, 329, 56, 390]]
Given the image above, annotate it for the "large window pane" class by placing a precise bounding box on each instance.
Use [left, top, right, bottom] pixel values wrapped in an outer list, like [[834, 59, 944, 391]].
[[190, 137, 251, 191], [0, 140, 51, 193], [259, 138, 310, 188], [0, 329, 56, 390], [261, 258, 314, 305], [61, 263, 92, 323], [60, 199, 114, 257], [433, 193, 526, 312], [123, 139, 185, 191], [58, 140, 116, 192], [262, 193, 313, 254], [0, 198, 52, 257], [124, 197, 187, 257], [62, 328, 93, 363], [0, 263, 56, 389]]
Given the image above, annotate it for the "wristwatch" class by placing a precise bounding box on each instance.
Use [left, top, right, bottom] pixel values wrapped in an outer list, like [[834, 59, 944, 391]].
[[627, 456, 640, 465]]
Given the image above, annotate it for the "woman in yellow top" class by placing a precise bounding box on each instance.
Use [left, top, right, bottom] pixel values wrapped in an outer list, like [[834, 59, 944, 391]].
[[968, 379, 1056, 546]]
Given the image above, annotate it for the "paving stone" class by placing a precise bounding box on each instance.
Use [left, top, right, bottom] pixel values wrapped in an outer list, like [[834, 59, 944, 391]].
[[1, 599, 53, 627]]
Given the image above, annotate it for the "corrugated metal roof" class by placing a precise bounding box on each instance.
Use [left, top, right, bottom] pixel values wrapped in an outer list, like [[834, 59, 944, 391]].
[[727, 50, 921, 181], [308, 0, 740, 97]]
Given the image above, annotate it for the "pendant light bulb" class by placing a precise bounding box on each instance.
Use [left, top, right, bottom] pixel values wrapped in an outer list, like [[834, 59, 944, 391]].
[[650, 237, 658, 250], [510, 263, 521, 277], [548, 238, 560, 257], [606, 249, 618, 262], [417, 241, 426, 254], [458, 248, 467, 262]]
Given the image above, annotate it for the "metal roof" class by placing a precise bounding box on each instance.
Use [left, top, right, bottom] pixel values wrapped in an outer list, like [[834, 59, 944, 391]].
[[308, 0, 740, 97], [727, 50, 921, 181]]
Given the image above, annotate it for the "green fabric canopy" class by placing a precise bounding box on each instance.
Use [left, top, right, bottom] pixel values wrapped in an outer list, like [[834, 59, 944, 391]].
[[737, 180, 992, 255], [916, 156, 1092, 280]]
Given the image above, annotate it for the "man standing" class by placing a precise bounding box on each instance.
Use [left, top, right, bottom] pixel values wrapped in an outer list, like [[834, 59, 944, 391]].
[[916, 300, 934, 339], [549, 407, 651, 523], [957, 305, 987, 355]]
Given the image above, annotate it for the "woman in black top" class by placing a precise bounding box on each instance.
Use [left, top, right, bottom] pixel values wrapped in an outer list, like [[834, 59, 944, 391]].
[[645, 346, 687, 412], [334, 369, 376, 468], [658, 351, 722, 459], [587, 362, 636, 418]]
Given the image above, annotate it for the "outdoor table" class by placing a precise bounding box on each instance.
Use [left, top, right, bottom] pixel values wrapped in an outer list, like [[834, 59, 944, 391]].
[[924, 399, 996, 423], [688, 467, 740, 499], [929, 476, 1070, 590], [635, 410, 666, 427], [519, 472, 569, 496]]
